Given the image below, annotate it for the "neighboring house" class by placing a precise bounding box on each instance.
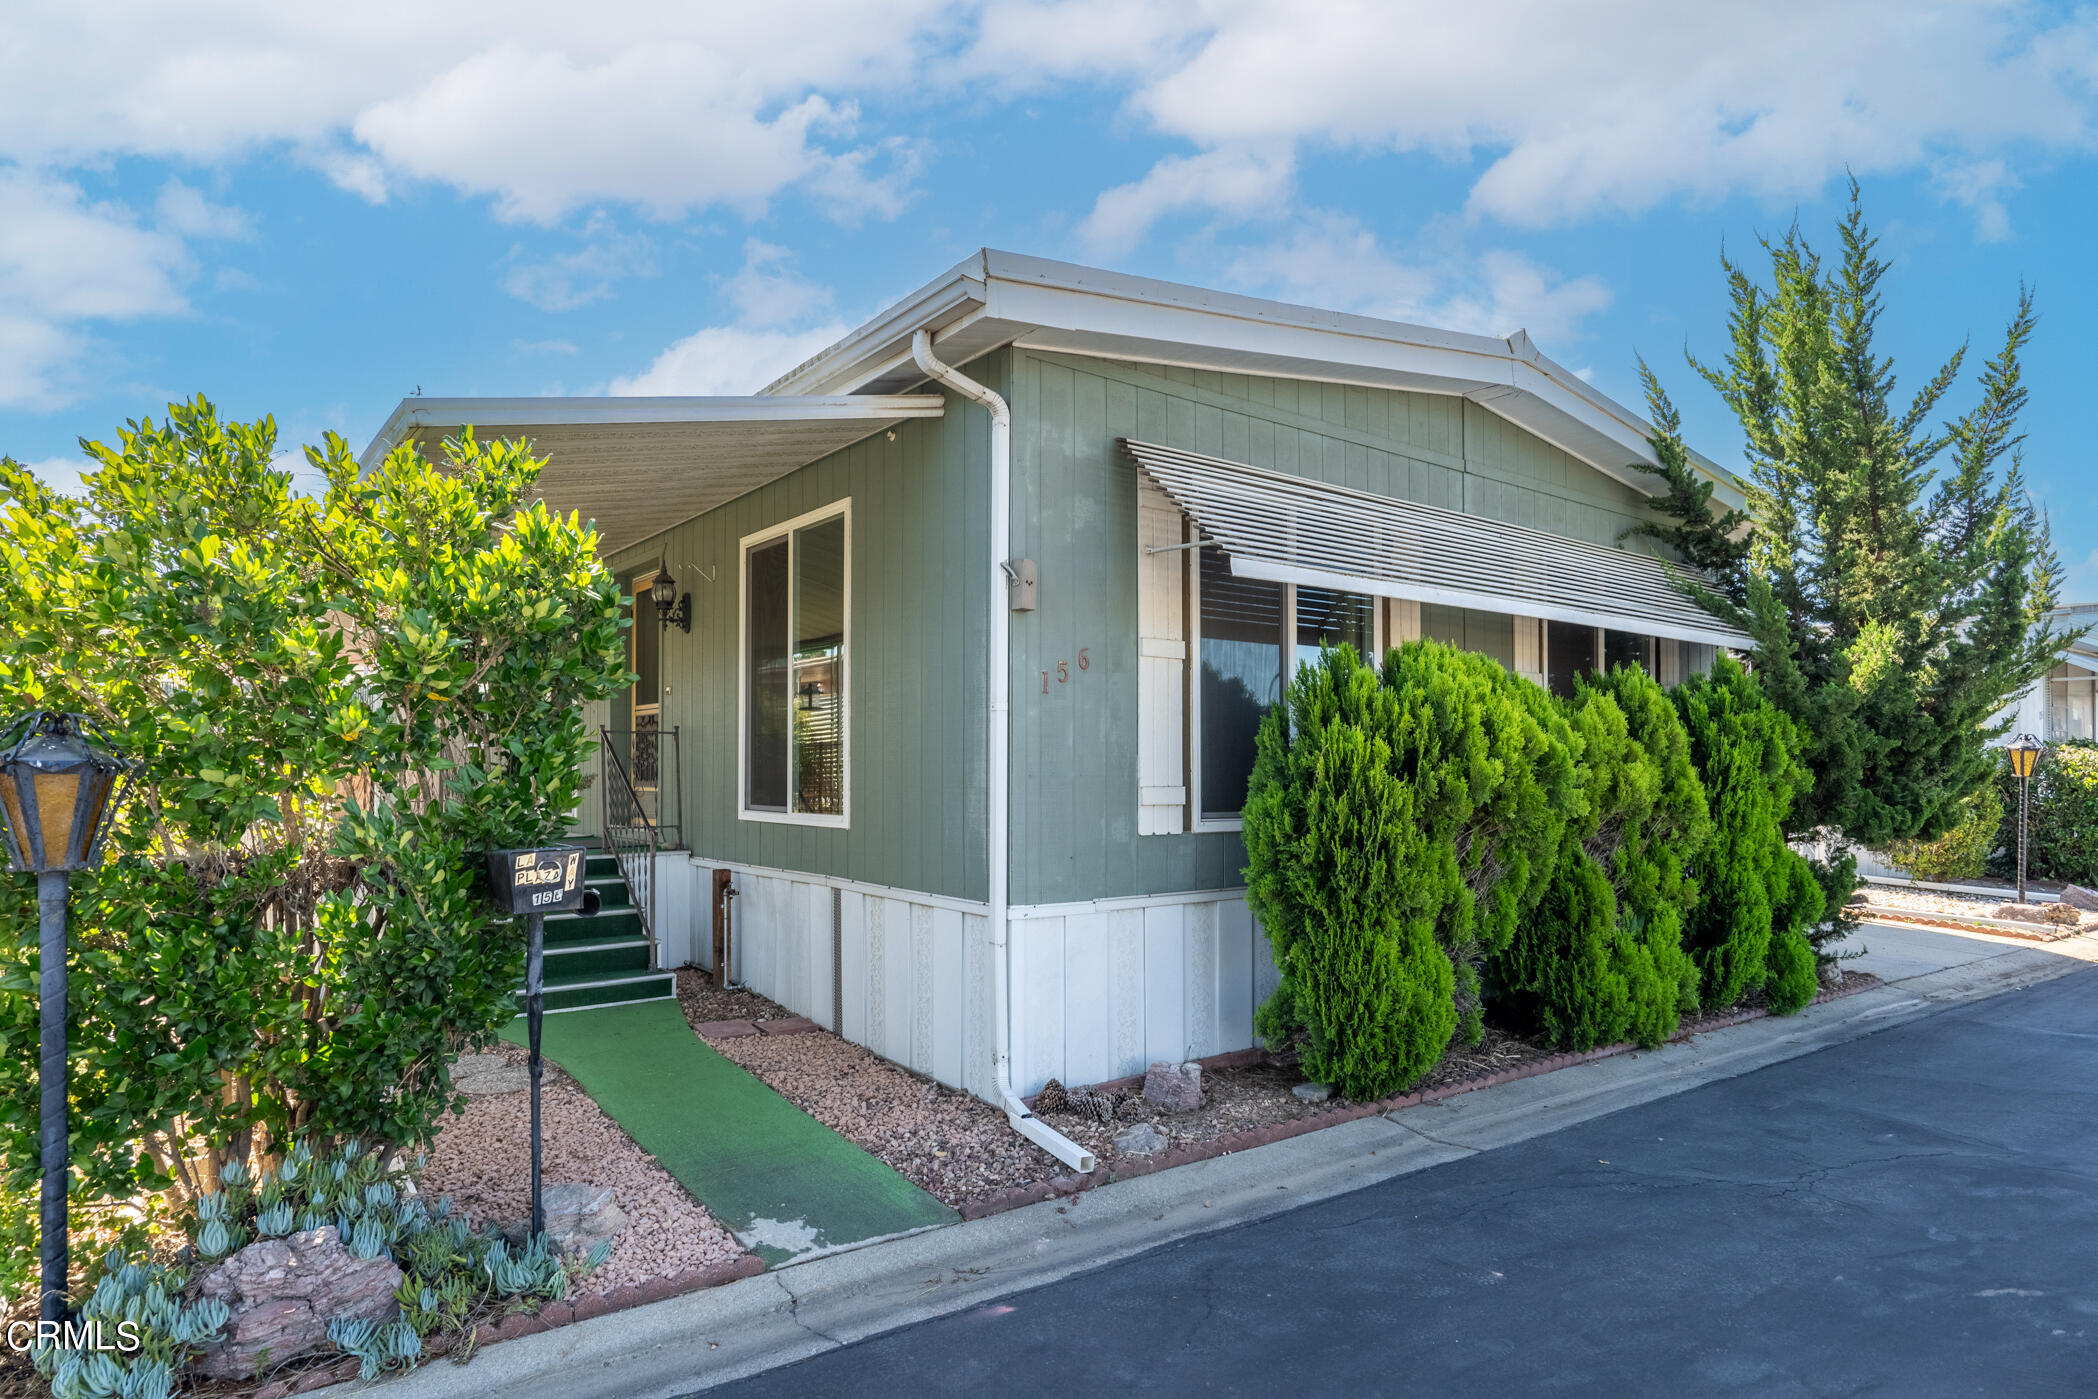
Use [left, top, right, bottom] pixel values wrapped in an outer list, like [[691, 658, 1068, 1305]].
[[361, 251, 1750, 1164], [2000, 601, 2098, 743]]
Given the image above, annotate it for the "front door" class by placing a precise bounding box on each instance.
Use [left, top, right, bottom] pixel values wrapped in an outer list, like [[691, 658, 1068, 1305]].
[[625, 573, 662, 824]]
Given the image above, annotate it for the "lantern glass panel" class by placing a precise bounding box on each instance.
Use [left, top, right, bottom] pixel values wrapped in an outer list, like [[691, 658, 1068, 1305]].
[[0, 775, 29, 867], [34, 771, 79, 868]]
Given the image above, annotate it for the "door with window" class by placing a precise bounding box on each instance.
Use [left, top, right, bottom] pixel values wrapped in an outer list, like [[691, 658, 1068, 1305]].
[[623, 571, 663, 823]]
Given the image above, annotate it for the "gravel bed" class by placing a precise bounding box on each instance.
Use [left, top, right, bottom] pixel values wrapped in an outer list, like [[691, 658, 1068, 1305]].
[[674, 970, 1062, 1204], [1859, 884, 2096, 926], [420, 1044, 744, 1295]]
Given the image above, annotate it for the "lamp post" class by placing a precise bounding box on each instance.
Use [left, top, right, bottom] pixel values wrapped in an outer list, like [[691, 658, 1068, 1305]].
[[650, 573, 690, 633], [2007, 733, 2043, 906], [0, 712, 130, 1325]]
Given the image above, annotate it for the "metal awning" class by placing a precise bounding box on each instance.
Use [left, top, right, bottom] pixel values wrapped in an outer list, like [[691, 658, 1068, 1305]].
[[360, 395, 947, 556], [1125, 439, 1750, 650]]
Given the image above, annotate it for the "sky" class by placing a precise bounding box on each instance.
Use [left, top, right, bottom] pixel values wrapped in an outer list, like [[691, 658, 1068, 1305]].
[[5, 2, 2098, 589]]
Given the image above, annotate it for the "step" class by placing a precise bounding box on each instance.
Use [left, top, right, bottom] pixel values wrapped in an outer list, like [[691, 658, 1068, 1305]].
[[519, 968, 678, 1015], [586, 854, 621, 880], [539, 935, 653, 978], [585, 875, 633, 910], [545, 907, 643, 943]]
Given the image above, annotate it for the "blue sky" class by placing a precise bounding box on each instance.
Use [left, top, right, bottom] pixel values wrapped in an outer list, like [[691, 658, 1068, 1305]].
[[6, 2, 2098, 588]]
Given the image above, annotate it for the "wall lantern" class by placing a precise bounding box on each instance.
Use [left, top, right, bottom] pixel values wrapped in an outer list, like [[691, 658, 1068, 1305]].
[[2006, 733, 2043, 904], [651, 572, 690, 634], [0, 712, 131, 1324]]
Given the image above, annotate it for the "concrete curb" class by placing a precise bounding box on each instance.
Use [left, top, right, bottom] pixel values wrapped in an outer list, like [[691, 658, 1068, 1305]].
[[1855, 904, 2083, 941], [316, 935, 2096, 1399]]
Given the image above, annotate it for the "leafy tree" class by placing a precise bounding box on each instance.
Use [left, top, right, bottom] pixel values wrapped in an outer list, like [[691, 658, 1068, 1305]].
[[1492, 665, 1709, 1050], [1246, 642, 1579, 1097], [1673, 656, 1823, 1013], [0, 399, 627, 1263], [1884, 781, 2004, 883], [1630, 183, 2072, 869]]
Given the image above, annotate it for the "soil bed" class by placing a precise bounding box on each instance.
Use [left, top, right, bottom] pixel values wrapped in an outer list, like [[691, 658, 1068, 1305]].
[[420, 1043, 745, 1295]]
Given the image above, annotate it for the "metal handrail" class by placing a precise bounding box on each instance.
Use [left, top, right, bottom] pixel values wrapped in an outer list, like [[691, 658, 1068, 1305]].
[[597, 726, 682, 964]]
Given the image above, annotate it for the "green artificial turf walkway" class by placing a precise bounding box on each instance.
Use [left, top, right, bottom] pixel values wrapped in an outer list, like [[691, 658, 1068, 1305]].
[[502, 1000, 956, 1264]]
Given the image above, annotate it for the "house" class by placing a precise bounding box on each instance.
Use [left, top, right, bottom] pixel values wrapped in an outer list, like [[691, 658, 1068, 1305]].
[[361, 251, 1751, 1170], [1999, 602, 2098, 743]]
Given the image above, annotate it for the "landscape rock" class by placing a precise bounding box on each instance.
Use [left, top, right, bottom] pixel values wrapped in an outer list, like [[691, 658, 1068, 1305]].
[[453, 1052, 528, 1097], [1143, 1061, 1204, 1114], [193, 1227, 401, 1379], [1992, 902, 2081, 927], [1114, 1123, 1169, 1156], [2061, 884, 2098, 913], [503, 1182, 628, 1256], [1292, 1082, 1333, 1103]]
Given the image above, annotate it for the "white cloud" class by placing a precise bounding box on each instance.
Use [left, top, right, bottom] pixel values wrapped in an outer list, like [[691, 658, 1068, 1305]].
[[0, 166, 191, 408], [154, 179, 252, 239], [1221, 215, 1612, 344], [502, 215, 658, 311], [7, 453, 88, 496], [511, 337, 580, 356], [1934, 158, 2023, 243], [1005, 0, 2098, 243], [0, 3, 954, 226], [1079, 147, 1295, 256], [610, 240, 846, 395]]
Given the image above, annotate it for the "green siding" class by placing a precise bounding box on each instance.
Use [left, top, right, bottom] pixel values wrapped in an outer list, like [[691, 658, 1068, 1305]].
[[603, 363, 997, 904], [1009, 350, 1665, 907]]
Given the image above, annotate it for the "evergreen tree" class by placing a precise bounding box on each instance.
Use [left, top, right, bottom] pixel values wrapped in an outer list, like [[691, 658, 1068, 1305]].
[[1630, 183, 2074, 866]]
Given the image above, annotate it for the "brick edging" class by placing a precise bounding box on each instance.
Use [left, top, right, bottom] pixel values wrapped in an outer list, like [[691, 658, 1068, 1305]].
[[962, 974, 1879, 1219]]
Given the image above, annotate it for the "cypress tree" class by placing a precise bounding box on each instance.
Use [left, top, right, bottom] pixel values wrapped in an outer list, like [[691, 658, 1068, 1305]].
[[1629, 183, 2074, 922]]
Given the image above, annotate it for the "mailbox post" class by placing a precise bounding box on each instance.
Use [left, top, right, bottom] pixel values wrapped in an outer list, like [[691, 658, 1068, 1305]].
[[487, 846, 599, 1236]]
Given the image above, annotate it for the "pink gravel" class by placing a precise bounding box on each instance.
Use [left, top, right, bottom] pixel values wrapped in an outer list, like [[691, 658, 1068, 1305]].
[[419, 1046, 745, 1295]]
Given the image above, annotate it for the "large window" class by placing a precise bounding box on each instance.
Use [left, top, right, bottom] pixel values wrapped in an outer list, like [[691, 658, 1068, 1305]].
[[741, 503, 849, 824], [1195, 547, 1376, 825]]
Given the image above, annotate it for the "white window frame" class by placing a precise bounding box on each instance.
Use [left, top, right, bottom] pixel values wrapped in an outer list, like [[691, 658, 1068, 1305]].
[[737, 499, 852, 829], [1189, 552, 1383, 834]]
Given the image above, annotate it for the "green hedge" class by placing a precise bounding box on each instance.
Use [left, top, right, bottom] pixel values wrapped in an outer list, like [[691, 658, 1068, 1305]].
[[1993, 741, 2098, 885]]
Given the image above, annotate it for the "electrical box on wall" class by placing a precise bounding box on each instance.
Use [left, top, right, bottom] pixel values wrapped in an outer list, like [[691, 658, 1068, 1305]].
[[1008, 557, 1038, 611]]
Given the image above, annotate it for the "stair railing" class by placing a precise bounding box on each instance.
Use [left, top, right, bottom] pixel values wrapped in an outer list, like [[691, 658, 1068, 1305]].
[[597, 725, 683, 966]]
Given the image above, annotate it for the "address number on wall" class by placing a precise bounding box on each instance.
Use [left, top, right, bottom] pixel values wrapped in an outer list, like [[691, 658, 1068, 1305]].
[[1041, 649, 1090, 692]]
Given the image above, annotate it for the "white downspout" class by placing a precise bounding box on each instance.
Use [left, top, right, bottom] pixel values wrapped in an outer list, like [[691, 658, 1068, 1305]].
[[912, 328, 1096, 1175]]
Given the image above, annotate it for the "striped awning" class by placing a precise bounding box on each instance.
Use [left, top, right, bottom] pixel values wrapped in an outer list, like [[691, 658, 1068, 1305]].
[[1124, 439, 1749, 650]]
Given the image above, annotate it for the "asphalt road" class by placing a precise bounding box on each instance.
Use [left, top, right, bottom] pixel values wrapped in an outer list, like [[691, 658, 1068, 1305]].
[[705, 967, 2098, 1399]]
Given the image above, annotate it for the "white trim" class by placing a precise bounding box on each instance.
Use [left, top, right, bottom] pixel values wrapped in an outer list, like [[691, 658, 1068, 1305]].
[[684, 854, 992, 918], [1009, 886, 1250, 922], [737, 499, 853, 829], [359, 394, 946, 471]]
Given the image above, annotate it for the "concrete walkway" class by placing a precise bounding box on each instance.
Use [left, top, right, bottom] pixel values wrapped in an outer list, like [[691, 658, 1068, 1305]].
[[343, 922, 2098, 1399]]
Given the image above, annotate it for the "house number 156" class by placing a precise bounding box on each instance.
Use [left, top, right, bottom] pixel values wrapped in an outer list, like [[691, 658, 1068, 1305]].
[[1042, 649, 1089, 692]]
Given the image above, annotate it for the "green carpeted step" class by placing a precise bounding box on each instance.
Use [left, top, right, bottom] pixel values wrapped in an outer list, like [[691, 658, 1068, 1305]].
[[544, 907, 642, 943], [585, 854, 620, 879], [501, 1001, 957, 1264], [584, 876, 632, 910], [524, 967, 677, 1013], [542, 935, 652, 977]]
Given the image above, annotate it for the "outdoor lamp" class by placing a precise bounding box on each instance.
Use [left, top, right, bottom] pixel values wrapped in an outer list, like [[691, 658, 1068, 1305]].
[[0, 712, 131, 1325], [2007, 733, 2043, 905], [651, 572, 690, 633]]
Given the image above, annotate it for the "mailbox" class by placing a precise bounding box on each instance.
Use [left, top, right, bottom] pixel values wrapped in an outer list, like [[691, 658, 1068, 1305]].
[[487, 846, 589, 916]]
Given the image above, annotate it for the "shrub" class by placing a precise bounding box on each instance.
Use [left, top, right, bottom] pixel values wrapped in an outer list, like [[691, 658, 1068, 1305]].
[[1246, 641, 1579, 1097], [1491, 665, 1710, 1050], [1673, 655, 1824, 1012], [31, 1250, 229, 1399], [1994, 741, 2098, 885], [1885, 782, 2004, 883], [0, 401, 629, 1245]]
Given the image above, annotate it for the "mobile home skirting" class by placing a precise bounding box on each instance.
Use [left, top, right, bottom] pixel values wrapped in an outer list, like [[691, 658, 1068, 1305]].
[[660, 857, 1277, 1101]]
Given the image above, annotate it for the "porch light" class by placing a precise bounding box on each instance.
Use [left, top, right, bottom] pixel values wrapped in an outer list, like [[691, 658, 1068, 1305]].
[[0, 711, 131, 1325], [651, 572, 690, 633], [2007, 733, 2042, 904]]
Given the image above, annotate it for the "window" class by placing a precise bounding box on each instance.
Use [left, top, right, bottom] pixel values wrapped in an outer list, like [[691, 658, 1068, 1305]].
[[741, 503, 849, 824], [1193, 546, 1375, 826], [1603, 629, 1655, 675], [1546, 620, 1596, 698]]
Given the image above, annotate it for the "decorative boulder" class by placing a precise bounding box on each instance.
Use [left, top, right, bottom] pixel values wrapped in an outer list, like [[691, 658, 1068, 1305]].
[[452, 1052, 528, 1097], [2062, 884, 2098, 913], [504, 1182, 628, 1257], [192, 1226, 401, 1379], [1114, 1122, 1169, 1156], [1993, 902, 2081, 927], [1142, 1061, 1204, 1114]]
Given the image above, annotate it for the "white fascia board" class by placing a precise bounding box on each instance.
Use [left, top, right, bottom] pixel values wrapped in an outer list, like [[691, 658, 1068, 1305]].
[[761, 254, 989, 396], [356, 394, 944, 471]]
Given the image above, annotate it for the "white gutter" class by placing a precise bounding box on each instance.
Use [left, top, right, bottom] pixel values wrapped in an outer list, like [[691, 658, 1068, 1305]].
[[911, 328, 1096, 1175]]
